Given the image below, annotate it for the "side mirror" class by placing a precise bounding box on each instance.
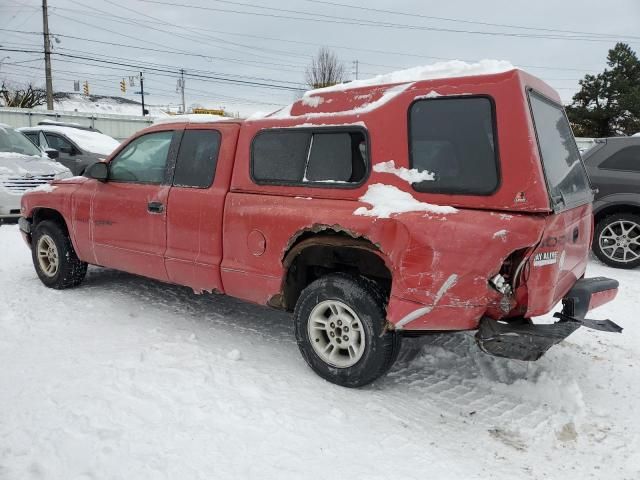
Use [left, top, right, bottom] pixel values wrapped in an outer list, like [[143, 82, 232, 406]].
[[86, 161, 109, 182], [44, 148, 59, 160]]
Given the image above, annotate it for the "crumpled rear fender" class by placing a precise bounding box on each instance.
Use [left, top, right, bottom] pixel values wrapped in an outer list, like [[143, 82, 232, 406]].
[[375, 210, 546, 331]]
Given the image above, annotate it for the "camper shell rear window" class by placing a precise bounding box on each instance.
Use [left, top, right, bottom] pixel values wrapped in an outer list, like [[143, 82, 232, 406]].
[[408, 95, 500, 195]]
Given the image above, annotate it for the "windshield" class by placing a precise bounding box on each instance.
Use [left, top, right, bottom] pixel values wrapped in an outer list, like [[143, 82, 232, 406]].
[[528, 90, 592, 210], [0, 124, 42, 157]]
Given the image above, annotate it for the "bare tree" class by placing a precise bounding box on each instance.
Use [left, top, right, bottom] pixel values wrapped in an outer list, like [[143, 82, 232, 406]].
[[0, 82, 46, 108], [305, 48, 345, 89]]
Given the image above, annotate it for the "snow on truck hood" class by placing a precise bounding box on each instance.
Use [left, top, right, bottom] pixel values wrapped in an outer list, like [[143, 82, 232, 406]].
[[0, 152, 70, 176]]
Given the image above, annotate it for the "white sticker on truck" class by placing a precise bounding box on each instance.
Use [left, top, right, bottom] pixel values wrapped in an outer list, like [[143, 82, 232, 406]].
[[533, 251, 558, 267]]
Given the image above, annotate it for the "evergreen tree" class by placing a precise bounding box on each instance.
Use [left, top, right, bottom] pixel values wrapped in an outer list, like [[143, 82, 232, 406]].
[[566, 43, 640, 137]]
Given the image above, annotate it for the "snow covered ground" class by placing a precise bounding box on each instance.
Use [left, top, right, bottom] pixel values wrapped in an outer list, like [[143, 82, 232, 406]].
[[33, 94, 173, 118], [0, 224, 638, 480]]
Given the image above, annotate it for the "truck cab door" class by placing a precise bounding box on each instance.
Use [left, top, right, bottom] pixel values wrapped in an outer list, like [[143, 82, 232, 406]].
[[164, 123, 240, 292], [91, 128, 182, 281]]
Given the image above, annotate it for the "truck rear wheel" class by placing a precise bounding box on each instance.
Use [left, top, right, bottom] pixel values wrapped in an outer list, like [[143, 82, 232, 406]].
[[593, 213, 640, 269], [32, 220, 88, 289], [293, 273, 400, 388]]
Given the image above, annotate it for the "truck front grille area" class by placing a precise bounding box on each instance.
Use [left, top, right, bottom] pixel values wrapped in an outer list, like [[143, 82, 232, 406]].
[[0, 174, 55, 193]]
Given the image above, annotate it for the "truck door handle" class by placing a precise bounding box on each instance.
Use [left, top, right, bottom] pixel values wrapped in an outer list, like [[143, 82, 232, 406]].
[[573, 227, 579, 242], [147, 201, 164, 214]]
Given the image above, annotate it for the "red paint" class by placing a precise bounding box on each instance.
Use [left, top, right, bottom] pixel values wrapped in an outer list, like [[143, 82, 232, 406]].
[[21, 69, 618, 331], [589, 288, 618, 312]]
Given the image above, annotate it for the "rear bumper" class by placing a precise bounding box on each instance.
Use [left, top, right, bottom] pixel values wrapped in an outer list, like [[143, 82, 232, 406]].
[[560, 276, 618, 319], [476, 277, 621, 361]]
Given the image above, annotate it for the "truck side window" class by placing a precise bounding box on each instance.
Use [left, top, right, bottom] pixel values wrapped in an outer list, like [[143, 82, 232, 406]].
[[110, 131, 173, 184], [173, 130, 221, 188], [251, 128, 368, 186], [409, 96, 499, 195], [599, 146, 640, 172]]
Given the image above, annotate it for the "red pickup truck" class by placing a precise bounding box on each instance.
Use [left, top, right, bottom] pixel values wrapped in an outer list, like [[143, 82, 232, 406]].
[[19, 67, 622, 387]]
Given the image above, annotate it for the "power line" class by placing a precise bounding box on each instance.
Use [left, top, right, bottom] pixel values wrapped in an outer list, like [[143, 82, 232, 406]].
[[135, 0, 640, 44], [32, 6, 607, 74], [0, 28, 307, 81], [0, 27, 307, 73], [63, 0, 313, 64], [2, 62, 287, 107], [300, 0, 640, 41], [0, 48, 303, 92]]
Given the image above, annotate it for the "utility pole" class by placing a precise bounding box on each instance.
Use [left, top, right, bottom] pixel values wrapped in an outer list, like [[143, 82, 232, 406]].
[[352, 60, 359, 80], [140, 71, 146, 116], [42, 0, 54, 110], [180, 69, 185, 114]]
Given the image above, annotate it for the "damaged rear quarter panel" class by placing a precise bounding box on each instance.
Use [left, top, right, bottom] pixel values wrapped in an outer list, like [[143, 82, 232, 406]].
[[385, 210, 545, 330], [221, 191, 545, 331]]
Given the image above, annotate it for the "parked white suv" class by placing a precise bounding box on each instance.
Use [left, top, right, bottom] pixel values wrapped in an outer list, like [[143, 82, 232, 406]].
[[0, 123, 72, 224]]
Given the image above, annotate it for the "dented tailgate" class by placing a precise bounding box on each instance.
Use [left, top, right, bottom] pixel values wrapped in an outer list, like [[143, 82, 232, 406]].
[[525, 203, 593, 317]]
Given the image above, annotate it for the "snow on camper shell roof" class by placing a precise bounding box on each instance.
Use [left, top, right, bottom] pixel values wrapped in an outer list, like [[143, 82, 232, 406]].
[[255, 60, 516, 120], [260, 59, 515, 120]]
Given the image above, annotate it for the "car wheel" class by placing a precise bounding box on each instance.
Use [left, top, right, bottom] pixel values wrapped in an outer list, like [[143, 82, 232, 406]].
[[294, 273, 401, 388], [32, 220, 88, 288], [593, 213, 640, 269]]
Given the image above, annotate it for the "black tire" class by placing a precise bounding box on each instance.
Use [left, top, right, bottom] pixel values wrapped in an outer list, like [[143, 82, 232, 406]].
[[294, 273, 401, 388], [593, 213, 640, 269], [31, 220, 88, 289]]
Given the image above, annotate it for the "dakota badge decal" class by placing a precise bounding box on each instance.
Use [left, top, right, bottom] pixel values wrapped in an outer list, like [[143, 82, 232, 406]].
[[533, 251, 558, 267]]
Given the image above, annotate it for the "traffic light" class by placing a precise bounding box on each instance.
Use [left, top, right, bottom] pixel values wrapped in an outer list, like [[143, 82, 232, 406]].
[[83, 80, 89, 96], [120, 79, 126, 93]]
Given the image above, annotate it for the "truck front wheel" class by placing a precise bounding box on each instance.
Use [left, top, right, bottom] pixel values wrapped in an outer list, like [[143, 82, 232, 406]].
[[31, 220, 88, 289], [293, 273, 400, 388]]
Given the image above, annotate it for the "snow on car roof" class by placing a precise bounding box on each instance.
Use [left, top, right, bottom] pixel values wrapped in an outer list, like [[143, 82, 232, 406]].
[[304, 59, 515, 96], [26, 125, 120, 156]]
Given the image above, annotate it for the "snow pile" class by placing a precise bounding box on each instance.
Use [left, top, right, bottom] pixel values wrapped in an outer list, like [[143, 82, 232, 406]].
[[305, 59, 514, 95], [420, 90, 443, 98], [39, 94, 172, 117], [301, 95, 324, 108], [373, 160, 434, 183], [38, 126, 120, 155], [354, 184, 456, 218], [245, 111, 270, 120]]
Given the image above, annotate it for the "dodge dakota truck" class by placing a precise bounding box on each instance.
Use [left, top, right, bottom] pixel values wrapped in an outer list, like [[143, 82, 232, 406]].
[[19, 66, 622, 387]]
